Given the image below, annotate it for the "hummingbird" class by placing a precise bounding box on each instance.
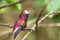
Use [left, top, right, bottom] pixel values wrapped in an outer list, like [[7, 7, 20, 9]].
[[13, 10, 30, 39]]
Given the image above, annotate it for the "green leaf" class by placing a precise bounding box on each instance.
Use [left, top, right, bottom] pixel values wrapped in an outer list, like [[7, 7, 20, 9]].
[[46, 0, 60, 12], [33, 0, 45, 9], [46, 0, 60, 18], [5, 0, 17, 3], [14, 4, 22, 10], [5, 0, 22, 10]]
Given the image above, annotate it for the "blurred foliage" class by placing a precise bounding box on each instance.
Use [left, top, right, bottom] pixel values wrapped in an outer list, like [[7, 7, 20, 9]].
[[0, 14, 4, 22], [0, 0, 60, 40], [46, 0, 60, 18], [0, 0, 22, 13], [26, 32, 36, 40], [0, 0, 2, 2], [5, 0, 22, 10], [46, 0, 60, 12], [33, 0, 45, 9]]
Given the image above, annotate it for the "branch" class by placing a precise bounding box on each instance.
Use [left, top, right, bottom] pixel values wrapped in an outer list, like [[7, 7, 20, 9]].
[[0, 23, 60, 36], [22, 10, 60, 40], [0, 11, 60, 39], [0, 23, 34, 31], [22, 0, 51, 40], [38, 11, 60, 24], [36, 0, 50, 31], [0, 23, 12, 28], [0, 0, 25, 9], [22, 24, 36, 40]]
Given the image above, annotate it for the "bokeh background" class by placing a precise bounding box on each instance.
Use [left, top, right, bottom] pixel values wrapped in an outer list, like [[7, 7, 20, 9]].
[[0, 0, 60, 40]]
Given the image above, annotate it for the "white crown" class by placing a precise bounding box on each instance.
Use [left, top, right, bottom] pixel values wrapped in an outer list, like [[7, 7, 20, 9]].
[[24, 10, 30, 14]]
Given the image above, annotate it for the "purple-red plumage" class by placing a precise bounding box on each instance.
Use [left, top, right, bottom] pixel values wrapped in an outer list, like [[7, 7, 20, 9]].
[[13, 10, 30, 39], [14, 13, 26, 30]]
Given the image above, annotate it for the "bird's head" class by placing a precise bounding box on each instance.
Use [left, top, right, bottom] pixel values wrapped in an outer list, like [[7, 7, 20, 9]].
[[23, 8, 33, 14]]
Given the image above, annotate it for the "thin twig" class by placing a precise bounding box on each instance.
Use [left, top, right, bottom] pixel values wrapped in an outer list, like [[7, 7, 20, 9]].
[[22, 0, 50, 40], [0, 23, 34, 31], [22, 10, 60, 40], [0, 0, 25, 9], [0, 23, 12, 28], [38, 11, 60, 24], [0, 18, 36, 31], [0, 11, 60, 39], [0, 23, 60, 36], [36, 0, 50, 32], [22, 25, 36, 40]]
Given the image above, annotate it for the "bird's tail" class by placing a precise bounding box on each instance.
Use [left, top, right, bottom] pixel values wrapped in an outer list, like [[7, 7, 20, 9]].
[[13, 26, 22, 39]]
